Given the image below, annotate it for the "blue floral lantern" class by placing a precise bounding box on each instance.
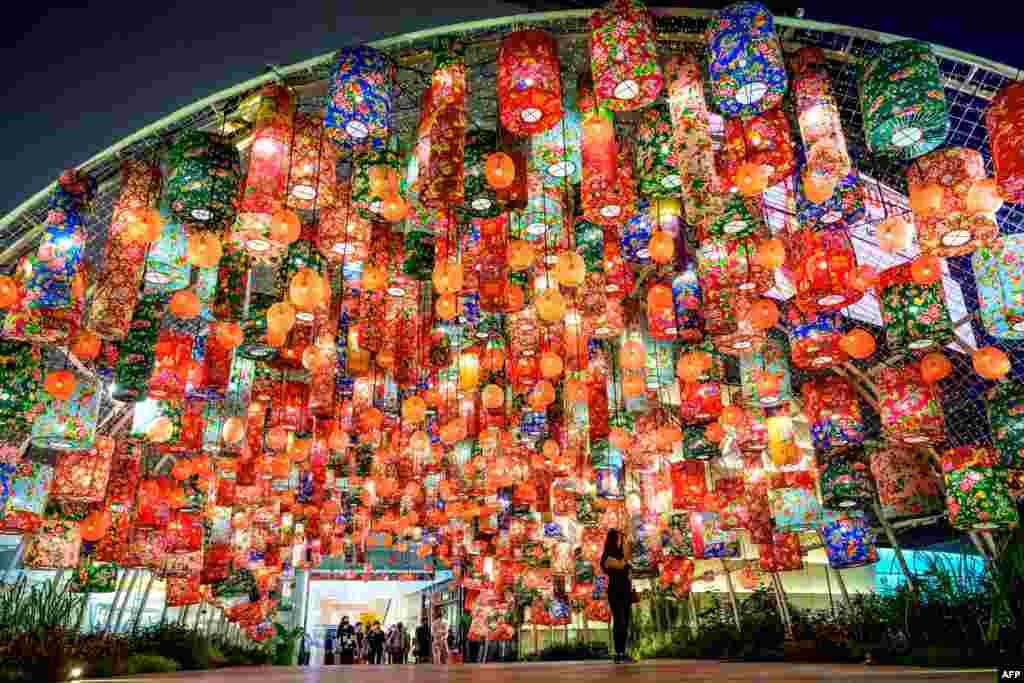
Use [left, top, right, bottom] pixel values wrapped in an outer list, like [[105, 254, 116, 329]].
[[325, 46, 394, 151], [797, 169, 865, 231], [819, 510, 879, 569], [973, 234, 1024, 340], [705, 2, 787, 118], [671, 259, 704, 343]]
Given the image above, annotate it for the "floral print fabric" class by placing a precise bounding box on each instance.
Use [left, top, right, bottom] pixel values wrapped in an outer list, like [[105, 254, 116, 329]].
[[416, 38, 466, 208], [985, 81, 1024, 203], [869, 446, 943, 519], [636, 104, 682, 197], [165, 131, 242, 231], [0, 341, 43, 438], [801, 373, 864, 452], [0, 463, 53, 533], [879, 263, 954, 352], [497, 31, 562, 137], [786, 228, 863, 314], [767, 484, 821, 533], [51, 436, 114, 503], [24, 519, 81, 569], [32, 375, 99, 451], [973, 235, 1024, 340], [705, 1, 787, 118], [987, 380, 1024, 469], [758, 532, 803, 572], [941, 445, 1019, 530], [326, 46, 394, 151], [876, 361, 945, 445], [820, 510, 878, 569], [285, 113, 338, 211]]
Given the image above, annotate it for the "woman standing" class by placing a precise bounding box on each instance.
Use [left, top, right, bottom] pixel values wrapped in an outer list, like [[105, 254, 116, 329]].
[[600, 528, 633, 663], [336, 616, 355, 665], [354, 623, 367, 664], [431, 606, 448, 664]]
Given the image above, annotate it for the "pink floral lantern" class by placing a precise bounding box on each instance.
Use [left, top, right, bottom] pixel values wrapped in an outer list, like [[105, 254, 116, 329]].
[[696, 234, 774, 297], [941, 445, 1019, 530], [24, 519, 81, 569], [907, 147, 998, 257], [660, 557, 695, 598], [875, 361, 946, 445], [51, 435, 115, 503], [589, 0, 662, 111], [497, 31, 562, 136], [791, 48, 852, 186], [758, 532, 803, 573], [89, 160, 162, 339], [869, 445, 943, 519]]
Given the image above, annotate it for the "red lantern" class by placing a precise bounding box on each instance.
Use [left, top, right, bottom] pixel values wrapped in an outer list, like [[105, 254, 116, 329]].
[[986, 82, 1024, 204], [415, 39, 466, 208], [286, 112, 338, 211], [786, 228, 863, 314], [718, 108, 796, 194], [149, 331, 193, 400], [578, 72, 636, 225], [51, 436, 115, 503], [801, 374, 864, 453], [497, 31, 562, 136], [876, 361, 946, 445]]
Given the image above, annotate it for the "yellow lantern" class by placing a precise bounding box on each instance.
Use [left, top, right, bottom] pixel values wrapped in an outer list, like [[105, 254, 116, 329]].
[[459, 351, 481, 390], [222, 416, 246, 445], [432, 260, 464, 295], [766, 415, 799, 466], [555, 251, 585, 288], [289, 268, 328, 311], [267, 301, 297, 336], [620, 338, 646, 369], [402, 395, 427, 423], [436, 293, 459, 320], [508, 240, 535, 271], [482, 384, 505, 410], [539, 351, 564, 379], [186, 232, 223, 268], [535, 288, 566, 323]]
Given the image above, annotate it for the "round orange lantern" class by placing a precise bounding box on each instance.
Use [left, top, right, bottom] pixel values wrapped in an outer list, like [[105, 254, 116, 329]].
[[289, 268, 328, 311], [921, 352, 953, 383], [875, 216, 915, 254], [147, 416, 174, 443], [839, 329, 876, 360], [0, 275, 18, 308], [676, 350, 711, 383], [186, 232, 223, 268], [755, 238, 786, 270], [432, 260, 464, 295], [748, 299, 779, 332], [974, 346, 1011, 380], [71, 330, 102, 360], [44, 369, 77, 401], [222, 416, 246, 445], [649, 230, 675, 264], [215, 322, 244, 349], [482, 384, 504, 411], [620, 338, 646, 369], [721, 405, 746, 428], [169, 290, 201, 318], [80, 508, 112, 542], [267, 301, 297, 336], [380, 194, 409, 222], [171, 458, 194, 481], [269, 208, 302, 245], [535, 288, 566, 323], [508, 241, 535, 271], [910, 256, 943, 285], [402, 396, 427, 423], [705, 422, 725, 443], [485, 152, 516, 189], [436, 293, 459, 320], [539, 351, 563, 379]]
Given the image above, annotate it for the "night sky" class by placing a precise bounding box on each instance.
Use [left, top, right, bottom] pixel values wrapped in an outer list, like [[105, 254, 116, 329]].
[[1, 1, 1021, 217]]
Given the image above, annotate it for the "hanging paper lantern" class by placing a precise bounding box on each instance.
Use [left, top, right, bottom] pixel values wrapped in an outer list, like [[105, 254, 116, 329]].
[[986, 81, 1024, 203], [941, 446, 1019, 530], [758, 532, 803, 573], [875, 361, 946, 445], [869, 445, 944, 519], [699, 194, 763, 243], [463, 130, 502, 218], [636, 104, 682, 197], [416, 38, 466, 208], [987, 381, 1024, 469], [767, 477, 821, 533], [878, 262, 954, 352], [32, 373, 99, 451], [325, 46, 394, 150], [578, 74, 636, 226], [589, 0, 661, 110], [907, 147, 998, 256], [697, 234, 773, 297], [802, 374, 864, 452], [859, 40, 949, 159], [791, 48, 852, 185], [766, 414, 800, 467], [718, 108, 796, 193], [51, 436, 115, 503], [230, 85, 294, 257], [670, 260, 704, 343], [165, 131, 242, 230], [786, 227, 864, 314], [497, 30, 562, 136], [89, 159, 162, 339], [819, 450, 872, 509], [0, 341, 42, 438], [785, 308, 848, 370], [739, 332, 791, 407], [690, 512, 740, 559], [0, 462, 53, 534], [973, 235, 1024, 340], [23, 519, 82, 569], [286, 112, 338, 210], [705, 2, 787, 118], [819, 511, 878, 569]]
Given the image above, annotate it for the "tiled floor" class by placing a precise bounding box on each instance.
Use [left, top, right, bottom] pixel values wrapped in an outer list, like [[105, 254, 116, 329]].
[[85, 660, 995, 682]]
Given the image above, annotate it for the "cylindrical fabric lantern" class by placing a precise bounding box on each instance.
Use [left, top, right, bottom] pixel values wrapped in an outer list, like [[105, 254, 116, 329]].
[[786, 308, 848, 371], [702, 289, 738, 338], [89, 159, 162, 339], [766, 414, 800, 467], [0, 341, 42, 439], [878, 262, 954, 352], [495, 143, 529, 211], [464, 130, 502, 218], [142, 198, 191, 295], [907, 147, 998, 256], [986, 81, 1024, 203], [712, 295, 765, 356], [319, 181, 371, 263], [869, 445, 944, 519], [636, 104, 682, 197], [0, 462, 53, 534], [700, 194, 763, 243], [876, 361, 946, 445], [671, 259, 704, 343], [987, 380, 1024, 469], [24, 519, 81, 569], [417, 38, 467, 208], [792, 47, 852, 186], [325, 45, 394, 151], [664, 51, 726, 230], [859, 40, 949, 159], [287, 112, 338, 210], [697, 234, 773, 297], [166, 510, 204, 554], [797, 169, 865, 231], [233, 84, 294, 258], [578, 74, 636, 225], [973, 235, 1024, 340], [801, 373, 863, 452], [739, 332, 791, 407], [112, 293, 165, 402], [497, 30, 562, 137], [352, 148, 402, 220], [530, 89, 582, 187], [718, 107, 796, 193], [51, 436, 115, 503], [819, 450, 872, 509], [25, 172, 94, 312], [819, 511, 878, 569], [106, 439, 143, 509], [165, 131, 242, 230], [589, 0, 662, 111], [941, 445, 1019, 530], [705, 1, 787, 118], [149, 331, 194, 401], [767, 475, 821, 533], [785, 227, 864, 314], [758, 532, 803, 573], [32, 374, 100, 451]]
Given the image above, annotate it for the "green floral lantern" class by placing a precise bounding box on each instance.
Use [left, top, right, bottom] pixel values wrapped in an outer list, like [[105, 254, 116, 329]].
[[463, 130, 502, 218], [636, 104, 681, 198], [213, 248, 251, 322], [352, 148, 402, 220], [32, 373, 100, 451], [859, 40, 949, 160], [986, 381, 1024, 469], [818, 449, 872, 509], [165, 131, 242, 231], [879, 262, 954, 352], [589, 0, 662, 110], [112, 293, 165, 402], [941, 445, 1019, 530], [0, 341, 43, 438]]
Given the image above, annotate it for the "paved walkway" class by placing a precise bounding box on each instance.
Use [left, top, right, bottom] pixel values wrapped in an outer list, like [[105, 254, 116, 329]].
[[86, 660, 995, 682]]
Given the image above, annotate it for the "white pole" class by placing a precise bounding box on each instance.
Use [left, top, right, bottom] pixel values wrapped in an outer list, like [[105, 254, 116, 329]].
[[873, 502, 917, 593], [108, 569, 139, 632], [132, 572, 156, 633], [720, 560, 741, 630]]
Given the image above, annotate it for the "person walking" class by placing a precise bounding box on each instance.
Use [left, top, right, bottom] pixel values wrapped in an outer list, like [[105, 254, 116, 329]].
[[600, 528, 633, 663], [355, 623, 367, 664], [336, 616, 355, 665], [414, 615, 431, 663], [431, 606, 448, 664], [324, 629, 336, 666], [368, 621, 386, 664], [398, 622, 411, 664]]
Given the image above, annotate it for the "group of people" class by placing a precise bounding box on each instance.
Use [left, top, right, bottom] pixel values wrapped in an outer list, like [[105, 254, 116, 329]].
[[323, 607, 453, 666]]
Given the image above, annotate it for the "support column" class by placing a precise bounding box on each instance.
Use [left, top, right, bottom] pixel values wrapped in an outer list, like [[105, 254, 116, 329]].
[[132, 572, 156, 634], [721, 560, 741, 630], [873, 502, 917, 593], [112, 569, 141, 633], [2, 539, 26, 583]]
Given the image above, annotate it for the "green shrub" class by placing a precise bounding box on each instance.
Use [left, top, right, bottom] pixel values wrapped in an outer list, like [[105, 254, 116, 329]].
[[525, 640, 608, 661], [126, 653, 179, 674]]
